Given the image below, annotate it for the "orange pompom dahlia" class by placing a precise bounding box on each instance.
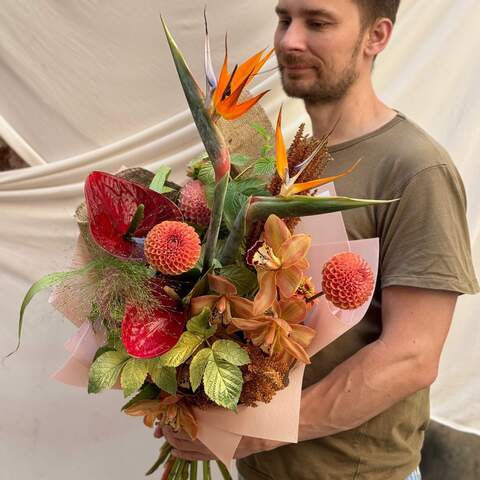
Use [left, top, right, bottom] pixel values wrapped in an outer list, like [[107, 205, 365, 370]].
[[322, 252, 374, 310], [144, 221, 201, 275]]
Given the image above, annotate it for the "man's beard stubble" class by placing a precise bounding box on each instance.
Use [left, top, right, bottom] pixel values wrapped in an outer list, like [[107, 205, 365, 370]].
[[277, 38, 362, 105]]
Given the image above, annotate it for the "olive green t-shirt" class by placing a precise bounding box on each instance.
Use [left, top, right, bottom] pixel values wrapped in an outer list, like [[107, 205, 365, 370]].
[[238, 113, 479, 480]]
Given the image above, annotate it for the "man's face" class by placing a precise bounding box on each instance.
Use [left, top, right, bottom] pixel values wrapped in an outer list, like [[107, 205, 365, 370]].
[[274, 0, 367, 104]]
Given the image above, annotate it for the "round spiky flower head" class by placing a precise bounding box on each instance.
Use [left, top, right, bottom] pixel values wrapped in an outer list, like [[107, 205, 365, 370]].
[[144, 221, 201, 275], [322, 252, 374, 310], [178, 180, 211, 228]]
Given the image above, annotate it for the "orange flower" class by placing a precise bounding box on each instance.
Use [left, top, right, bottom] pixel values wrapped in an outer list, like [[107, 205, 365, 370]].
[[251, 214, 311, 315], [275, 107, 360, 196], [124, 395, 198, 440], [210, 46, 273, 121], [322, 252, 374, 309], [190, 274, 254, 324], [232, 298, 315, 364]]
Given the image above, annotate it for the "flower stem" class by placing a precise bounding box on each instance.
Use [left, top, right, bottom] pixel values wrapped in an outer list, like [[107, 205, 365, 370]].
[[202, 460, 212, 480], [189, 460, 198, 480], [216, 461, 233, 480], [307, 291, 324, 303]]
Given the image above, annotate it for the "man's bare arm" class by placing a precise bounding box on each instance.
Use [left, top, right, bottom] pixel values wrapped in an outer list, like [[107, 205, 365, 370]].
[[298, 286, 457, 441]]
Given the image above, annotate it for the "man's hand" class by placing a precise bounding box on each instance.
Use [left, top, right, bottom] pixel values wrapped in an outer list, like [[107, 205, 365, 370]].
[[155, 424, 285, 461]]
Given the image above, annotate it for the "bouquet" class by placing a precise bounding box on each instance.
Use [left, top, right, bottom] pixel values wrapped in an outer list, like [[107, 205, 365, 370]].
[[11, 15, 393, 480]]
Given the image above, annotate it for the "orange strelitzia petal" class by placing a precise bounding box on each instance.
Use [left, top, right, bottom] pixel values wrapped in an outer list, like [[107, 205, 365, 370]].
[[286, 159, 362, 195], [231, 48, 273, 93], [275, 107, 288, 181], [218, 90, 270, 120]]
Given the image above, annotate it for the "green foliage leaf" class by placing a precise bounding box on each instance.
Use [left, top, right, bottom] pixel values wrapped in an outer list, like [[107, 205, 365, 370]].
[[212, 340, 250, 366], [189, 348, 212, 392], [203, 357, 243, 410], [218, 264, 258, 297], [230, 154, 251, 168], [223, 178, 269, 231], [159, 332, 203, 368], [147, 359, 177, 395], [121, 358, 149, 398], [121, 383, 160, 411], [92, 345, 115, 363], [88, 350, 129, 394], [149, 166, 172, 193], [253, 155, 276, 177], [186, 308, 216, 339]]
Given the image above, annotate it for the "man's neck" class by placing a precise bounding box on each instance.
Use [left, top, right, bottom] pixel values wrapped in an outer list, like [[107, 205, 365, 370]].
[[305, 76, 396, 146]]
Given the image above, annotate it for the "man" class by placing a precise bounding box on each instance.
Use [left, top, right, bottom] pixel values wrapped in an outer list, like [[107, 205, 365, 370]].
[[160, 1, 479, 478]]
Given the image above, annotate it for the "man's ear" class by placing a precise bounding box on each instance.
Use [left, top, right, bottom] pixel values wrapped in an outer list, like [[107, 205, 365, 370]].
[[364, 18, 394, 58]]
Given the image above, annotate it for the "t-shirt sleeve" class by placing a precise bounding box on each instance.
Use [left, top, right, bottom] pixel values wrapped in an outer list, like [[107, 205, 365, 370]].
[[378, 164, 479, 294]]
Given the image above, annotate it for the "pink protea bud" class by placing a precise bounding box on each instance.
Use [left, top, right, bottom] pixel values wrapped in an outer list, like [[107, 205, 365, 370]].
[[322, 252, 374, 310], [178, 180, 211, 228], [144, 221, 201, 275]]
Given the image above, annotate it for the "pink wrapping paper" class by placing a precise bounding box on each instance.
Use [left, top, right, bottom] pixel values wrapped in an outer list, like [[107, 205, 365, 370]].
[[50, 182, 380, 467]]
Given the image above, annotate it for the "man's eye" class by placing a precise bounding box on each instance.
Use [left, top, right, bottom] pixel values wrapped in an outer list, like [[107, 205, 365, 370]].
[[308, 21, 328, 29], [278, 18, 291, 27]]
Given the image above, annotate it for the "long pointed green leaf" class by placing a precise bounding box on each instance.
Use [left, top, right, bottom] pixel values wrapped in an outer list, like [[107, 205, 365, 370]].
[[247, 195, 399, 222], [161, 16, 231, 271], [6, 261, 98, 359], [161, 16, 230, 179]]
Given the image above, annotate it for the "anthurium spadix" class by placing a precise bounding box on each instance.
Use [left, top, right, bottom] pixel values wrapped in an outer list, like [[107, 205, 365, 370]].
[[161, 16, 230, 271]]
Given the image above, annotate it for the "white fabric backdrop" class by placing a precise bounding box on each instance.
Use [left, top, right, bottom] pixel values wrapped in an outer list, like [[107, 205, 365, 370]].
[[0, 1, 478, 479]]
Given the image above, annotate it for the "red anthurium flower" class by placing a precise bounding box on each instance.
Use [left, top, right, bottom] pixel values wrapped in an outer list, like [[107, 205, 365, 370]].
[[121, 278, 186, 359], [84, 171, 183, 259]]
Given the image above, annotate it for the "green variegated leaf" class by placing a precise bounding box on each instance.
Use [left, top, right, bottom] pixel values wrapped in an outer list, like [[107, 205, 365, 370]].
[[88, 350, 129, 394], [186, 308, 216, 339], [121, 383, 160, 411], [203, 357, 243, 410], [147, 359, 177, 395], [212, 340, 250, 366], [189, 348, 212, 392], [121, 358, 149, 398], [159, 332, 203, 367]]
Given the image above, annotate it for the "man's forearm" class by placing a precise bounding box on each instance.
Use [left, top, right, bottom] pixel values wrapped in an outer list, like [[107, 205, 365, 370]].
[[298, 337, 434, 441]]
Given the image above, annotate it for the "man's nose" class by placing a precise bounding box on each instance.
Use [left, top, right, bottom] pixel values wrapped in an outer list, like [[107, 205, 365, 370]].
[[277, 20, 307, 52]]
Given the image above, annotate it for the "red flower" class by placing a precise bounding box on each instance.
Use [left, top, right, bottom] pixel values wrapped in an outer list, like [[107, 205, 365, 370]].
[[121, 278, 186, 359], [84, 171, 182, 259], [322, 252, 374, 310]]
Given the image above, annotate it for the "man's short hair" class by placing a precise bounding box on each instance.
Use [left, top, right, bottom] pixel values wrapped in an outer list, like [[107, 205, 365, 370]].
[[353, 0, 401, 26]]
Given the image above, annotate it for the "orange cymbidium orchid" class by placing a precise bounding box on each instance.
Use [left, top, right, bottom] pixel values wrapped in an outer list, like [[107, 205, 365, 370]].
[[275, 107, 361, 196], [251, 214, 311, 315], [210, 46, 273, 121], [231, 298, 315, 364], [123, 394, 198, 440], [190, 274, 254, 325]]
